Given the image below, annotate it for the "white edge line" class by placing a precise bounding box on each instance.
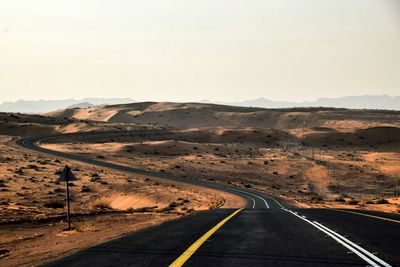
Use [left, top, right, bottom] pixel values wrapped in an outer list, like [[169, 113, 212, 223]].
[[227, 187, 269, 208], [286, 210, 384, 267], [227, 187, 286, 209], [20, 136, 390, 266], [313, 221, 391, 267], [25, 137, 388, 266], [263, 194, 285, 209], [228, 190, 256, 209]]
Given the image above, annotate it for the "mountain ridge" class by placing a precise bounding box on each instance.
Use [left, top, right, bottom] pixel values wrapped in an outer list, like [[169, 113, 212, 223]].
[[0, 98, 135, 113], [1, 95, 399, 113], [230, 95, 400, 110]]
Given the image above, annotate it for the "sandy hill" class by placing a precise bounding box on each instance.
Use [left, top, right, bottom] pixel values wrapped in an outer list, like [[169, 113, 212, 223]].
[[0, 112, 72, 136], [0, 112, 148, 137], [47, 102, 400, 131]]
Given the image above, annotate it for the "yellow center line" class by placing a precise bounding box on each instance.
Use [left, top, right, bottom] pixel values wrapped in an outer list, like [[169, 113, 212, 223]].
[[333, 209, 400, 224], [169, 208, 243, 267]]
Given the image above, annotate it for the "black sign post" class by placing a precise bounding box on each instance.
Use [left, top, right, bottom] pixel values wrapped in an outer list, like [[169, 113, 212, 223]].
[[58, 165, 77, 231]]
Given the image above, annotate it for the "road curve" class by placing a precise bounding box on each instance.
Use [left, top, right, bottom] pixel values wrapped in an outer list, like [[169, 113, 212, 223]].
[[16, 134, 400, 266], [16, 134, 283, 209]]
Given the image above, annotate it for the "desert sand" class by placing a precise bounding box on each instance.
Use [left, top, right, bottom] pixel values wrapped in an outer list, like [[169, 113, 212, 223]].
[[1, 103, 400, 266], [45, 103, 400, 213]]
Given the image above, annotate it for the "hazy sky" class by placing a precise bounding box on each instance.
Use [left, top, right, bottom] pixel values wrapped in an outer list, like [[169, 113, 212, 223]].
[[1, 0, 399, 102]]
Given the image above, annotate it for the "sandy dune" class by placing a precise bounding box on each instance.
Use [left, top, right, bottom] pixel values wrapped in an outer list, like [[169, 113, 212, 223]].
[[47, 102, 400, 130], [2, 102, 400, 266]]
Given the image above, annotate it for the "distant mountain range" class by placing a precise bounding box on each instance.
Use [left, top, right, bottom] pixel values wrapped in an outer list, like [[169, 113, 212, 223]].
[[229, 95, 400, 110], [0, 95, 399, 113], [0, 98, 135, 113]]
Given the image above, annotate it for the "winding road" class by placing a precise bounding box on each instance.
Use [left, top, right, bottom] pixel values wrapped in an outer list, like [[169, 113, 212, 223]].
[[16, 134, 400, 266]]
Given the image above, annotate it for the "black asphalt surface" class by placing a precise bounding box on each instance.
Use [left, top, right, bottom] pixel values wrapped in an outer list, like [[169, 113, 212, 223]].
[[16, 135, 400, 266], [299, 209, 400, 264]]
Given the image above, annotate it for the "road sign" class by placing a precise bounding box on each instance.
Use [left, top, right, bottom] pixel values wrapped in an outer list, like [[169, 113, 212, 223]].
[[58, 165, 77, 182], [57, 165, 78, 230]]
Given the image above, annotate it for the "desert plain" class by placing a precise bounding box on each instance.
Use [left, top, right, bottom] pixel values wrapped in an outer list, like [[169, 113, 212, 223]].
[[1, 102, 400, 266]]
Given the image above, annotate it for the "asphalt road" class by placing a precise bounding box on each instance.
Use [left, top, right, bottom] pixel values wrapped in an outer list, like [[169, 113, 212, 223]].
[[16, 134, 400, 266]]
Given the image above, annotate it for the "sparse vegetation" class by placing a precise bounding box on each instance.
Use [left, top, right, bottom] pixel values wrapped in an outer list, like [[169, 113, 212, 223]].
[[334, 197, 345, 202], [375, 198, 389, 204], [43, 200, 65, 209], [94, 203, 111, 210], [81, 186, 92, 192], [0, 198, 11, 205], [2, 102, 400, 265], [347, 199, 359, 205], [126, 206, 158, 213], [0, 179, 7, 187]]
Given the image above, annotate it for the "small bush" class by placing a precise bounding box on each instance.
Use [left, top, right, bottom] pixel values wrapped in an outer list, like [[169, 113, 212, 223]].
[[334, 197, 345, 202], [311, 196, 323, 202], [126, 206, 157, 213], [375, 198, 389, 204], [90, 177, 101, 182], [54, 188, 66, 193], [347, 199, 359, 205], [15, 168, 24, 175], [27, 164, 39, 170], [81, 186, 92, 192], [0, 198, 11, 205], [44, 200, 65, 209], [168, 202, 178, 208], [0, 249, 11, 257], [157, 206, 175, 213]]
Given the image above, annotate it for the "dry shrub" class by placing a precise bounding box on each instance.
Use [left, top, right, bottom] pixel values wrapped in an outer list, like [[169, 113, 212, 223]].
[[44, 200, 65, 208]]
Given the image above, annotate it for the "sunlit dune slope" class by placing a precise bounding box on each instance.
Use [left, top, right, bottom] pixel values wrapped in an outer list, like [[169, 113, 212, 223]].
[[47, 102, 400, 130]]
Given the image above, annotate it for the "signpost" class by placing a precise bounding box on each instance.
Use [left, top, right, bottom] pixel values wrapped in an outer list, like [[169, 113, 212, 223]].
[[57, 165, 77, 230]]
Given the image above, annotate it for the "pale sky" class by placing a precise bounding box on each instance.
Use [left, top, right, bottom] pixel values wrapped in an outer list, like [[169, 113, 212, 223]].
[[1, 0, 399, 102]]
